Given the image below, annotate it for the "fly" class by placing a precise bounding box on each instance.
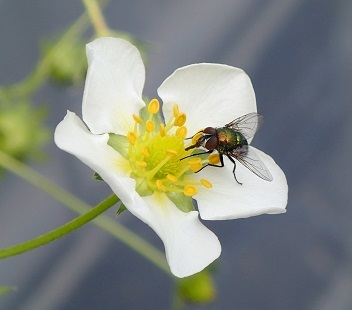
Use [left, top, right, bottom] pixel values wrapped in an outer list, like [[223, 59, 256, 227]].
[[182, 113, 273, 184]]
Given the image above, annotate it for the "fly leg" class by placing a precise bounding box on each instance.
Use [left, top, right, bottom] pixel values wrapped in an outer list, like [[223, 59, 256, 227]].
[[194, 153, 225, 173], [180, 149, 213, 161], [226, 155, 242, 185]]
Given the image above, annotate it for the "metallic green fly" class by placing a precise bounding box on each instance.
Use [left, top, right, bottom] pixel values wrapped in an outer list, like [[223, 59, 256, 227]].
[[183, 113, 273, 184]]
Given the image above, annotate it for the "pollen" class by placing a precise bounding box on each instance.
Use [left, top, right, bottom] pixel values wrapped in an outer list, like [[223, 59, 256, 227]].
[[156, 179, 165, 191], [148, 98, 160, 114], [176, 126, 187, 138], [166, 174, 178, 182], [208, 153, 220, 165], [174, 113, 186, 127], [127, 132, 137, 145], [159, 124, 166, 137], [136, 161, 148, 167], [146, 120, 155, 132], [184, 185, 198, 196], [200, 178, 213, 188], [141, 147, 149, 158], [132, 114, 143, 124], [166, 149, 178, 157], [173, 104, 179, 117]]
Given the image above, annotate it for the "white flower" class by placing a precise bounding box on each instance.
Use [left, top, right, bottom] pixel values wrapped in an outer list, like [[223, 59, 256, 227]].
[[54, 37, 288, 278]]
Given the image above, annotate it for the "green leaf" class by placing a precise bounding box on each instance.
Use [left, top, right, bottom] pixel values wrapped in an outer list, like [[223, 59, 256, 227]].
[[166, 192, 194, 213], [108, 134, 129, 159], [0, 286, 16, 296]]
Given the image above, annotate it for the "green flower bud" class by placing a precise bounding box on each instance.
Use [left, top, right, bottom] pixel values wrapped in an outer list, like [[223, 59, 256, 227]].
[[177, 269, 216, 304], [42, 38, 87, 86], [0, 100, 49, 161]]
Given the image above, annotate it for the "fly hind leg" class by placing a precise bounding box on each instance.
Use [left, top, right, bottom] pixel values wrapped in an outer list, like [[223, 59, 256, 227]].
[[226, 155, 242, 185]]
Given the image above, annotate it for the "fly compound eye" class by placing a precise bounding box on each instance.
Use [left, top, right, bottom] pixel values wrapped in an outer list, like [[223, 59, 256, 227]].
[[203, 127, 217, 135], [205, 136, 218, 150]]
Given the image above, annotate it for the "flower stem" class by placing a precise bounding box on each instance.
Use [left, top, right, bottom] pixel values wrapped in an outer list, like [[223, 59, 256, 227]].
[[0, 151, 171, 276], [0, 194, 118, 258], [82, 0, 110, 36]]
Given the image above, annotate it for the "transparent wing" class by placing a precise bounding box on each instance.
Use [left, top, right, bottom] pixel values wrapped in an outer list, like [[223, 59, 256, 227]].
[[229, 146, 273, 181], [225, 113, 263, 140]]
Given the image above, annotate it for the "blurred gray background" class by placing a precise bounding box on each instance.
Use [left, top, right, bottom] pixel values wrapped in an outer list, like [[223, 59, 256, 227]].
[[0, 0, 351, 309]]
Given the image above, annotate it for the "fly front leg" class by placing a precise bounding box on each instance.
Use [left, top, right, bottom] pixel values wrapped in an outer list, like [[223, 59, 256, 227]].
[[180, 149, 213, 161]]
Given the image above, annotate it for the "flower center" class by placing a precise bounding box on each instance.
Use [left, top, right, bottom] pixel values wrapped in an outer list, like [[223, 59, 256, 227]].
[[126, 99, 213, 199]]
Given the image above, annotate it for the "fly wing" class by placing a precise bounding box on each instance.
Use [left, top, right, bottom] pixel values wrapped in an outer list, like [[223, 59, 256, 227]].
[[230, 146, 273, 181], [225, 113, 263, 140]]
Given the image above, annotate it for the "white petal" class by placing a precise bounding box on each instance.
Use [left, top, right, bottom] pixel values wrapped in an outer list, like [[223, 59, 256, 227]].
[[54, 111, 137, 206], [193, 147, 288, 220], [82, 37, 145, 135], [126, 192, 221, 278], [158, 64, 257, 135]]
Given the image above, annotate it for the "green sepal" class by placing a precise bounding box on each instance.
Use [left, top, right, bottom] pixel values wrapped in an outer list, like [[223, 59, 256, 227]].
[[0, 286, 16, 296], [132, 174, 154, 197], [108, 134, 129, 159], [93, 172, 103, 181], [116, 203, 127, 215], [177, 269, 216, 304], [166, 192, 194, 213]]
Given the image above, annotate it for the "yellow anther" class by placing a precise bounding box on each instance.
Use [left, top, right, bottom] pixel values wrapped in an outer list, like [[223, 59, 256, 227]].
[[184, 185, 198, 196], [191, 132, 202, 144], [141, 147, 150, 158], [166, 149, 178, 157], [159, 124, 166, 137], [187, 157, 202, 165], [136, 161, 147, 168], [148, 98, 160, 114], [166, 174, 178, 182], [174, 113, 186, 127], [156, 179, 165, 191], [146, 120, 155, 132], [189, 163, 202, 172], [176, 126, 187, 138], [208, 153, 220, 165], [173, 104, 179, 118], [127, 132, 137, 145], [200, 179, 213, 188], [132, 114, 143, 124]]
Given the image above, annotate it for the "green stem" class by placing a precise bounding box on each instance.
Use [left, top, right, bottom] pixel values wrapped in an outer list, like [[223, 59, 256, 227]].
[[82, 0, 110, 36], [0, 194, 118, 258], [0, 151, 171, 275], [0, 13, 89, 100]]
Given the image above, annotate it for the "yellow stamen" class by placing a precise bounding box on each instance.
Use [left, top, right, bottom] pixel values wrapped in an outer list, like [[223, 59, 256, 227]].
[[141, 147, 150, 158], [156, 179, 165, 191], [187, 157, 202, 165], [184, 185, 198, 196], [173, 104, 179, 118], [176, 126, 187, 138], [159, 124, 166, 137], [166, 149, 178, 157], [174, 113, 186, 127], [132, 114, 143, 124], [127, 132, 137, 145], [148, 98, 160, 114], [136, 161, 147, 168], [208, 153, 220, 165], [189, 163, 202, 172], [166, 174, 178, 182], [200, 178, 213, 188], [191, 132, 202, 144], [146, 120, 155, 132]]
